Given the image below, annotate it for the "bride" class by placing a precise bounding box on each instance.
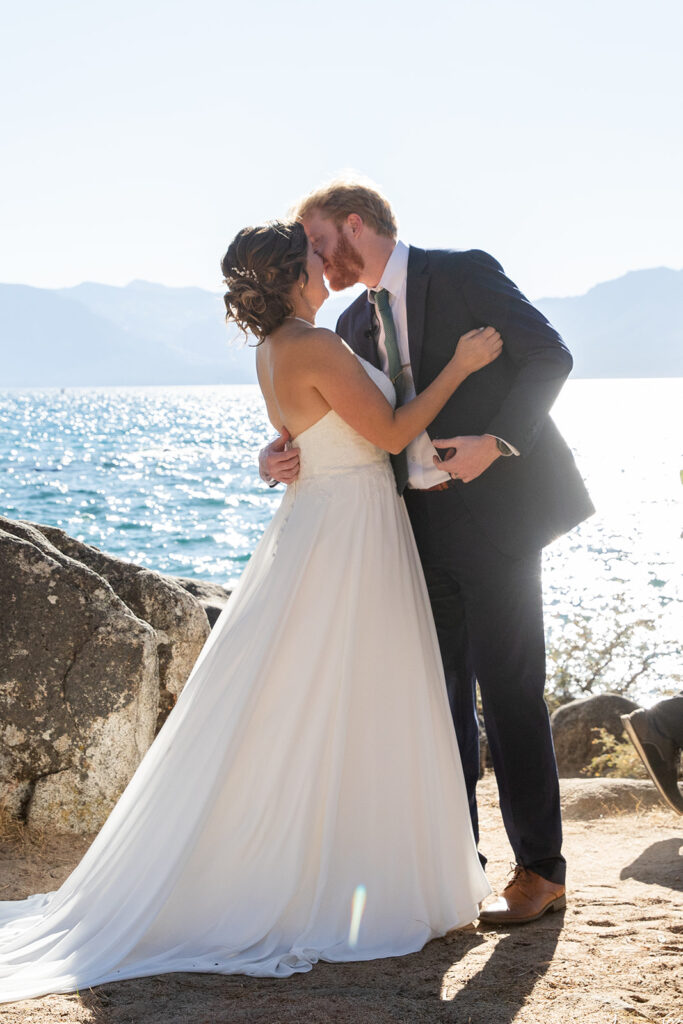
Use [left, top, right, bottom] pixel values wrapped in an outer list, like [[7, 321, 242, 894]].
[[0, 220, 500, 1004]]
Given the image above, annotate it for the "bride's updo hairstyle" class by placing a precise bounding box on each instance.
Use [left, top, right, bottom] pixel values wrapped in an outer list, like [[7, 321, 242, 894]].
[[221, 220, 309, 343]]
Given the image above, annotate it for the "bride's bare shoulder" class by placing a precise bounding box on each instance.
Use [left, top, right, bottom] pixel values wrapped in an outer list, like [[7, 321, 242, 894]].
[[296, 328, 356, 364], [268, 324, 356, 373]]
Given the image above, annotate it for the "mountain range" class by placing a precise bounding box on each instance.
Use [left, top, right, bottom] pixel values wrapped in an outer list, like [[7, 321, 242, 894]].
[[1, 266, 681, 387]]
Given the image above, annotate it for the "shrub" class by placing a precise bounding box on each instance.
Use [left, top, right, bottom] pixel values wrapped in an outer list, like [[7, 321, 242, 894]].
[[582, 727, 648, 779]]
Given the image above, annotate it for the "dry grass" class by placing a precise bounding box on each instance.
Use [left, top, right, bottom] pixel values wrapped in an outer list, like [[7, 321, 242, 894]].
[[0, 793, 50, 857], [0, 800, 24, 847]]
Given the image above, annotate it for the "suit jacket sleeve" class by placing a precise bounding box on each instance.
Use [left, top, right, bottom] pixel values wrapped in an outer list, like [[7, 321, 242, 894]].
[[460, 250, 573, 456]]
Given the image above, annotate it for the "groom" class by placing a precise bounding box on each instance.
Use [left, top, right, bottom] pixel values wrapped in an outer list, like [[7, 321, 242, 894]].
[[260, 180, 594, 924]]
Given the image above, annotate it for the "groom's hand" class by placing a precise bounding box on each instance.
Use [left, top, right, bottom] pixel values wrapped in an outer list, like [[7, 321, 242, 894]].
[[259, 429, 300, 485], [432, 435, 500, 484]]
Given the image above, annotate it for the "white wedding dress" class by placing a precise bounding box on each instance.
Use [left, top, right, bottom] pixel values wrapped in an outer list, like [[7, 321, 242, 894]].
[[0, 356, 489, 1004]]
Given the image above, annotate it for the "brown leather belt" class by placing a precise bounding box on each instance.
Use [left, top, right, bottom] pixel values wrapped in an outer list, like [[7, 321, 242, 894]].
[[421, 477, 458, 493]]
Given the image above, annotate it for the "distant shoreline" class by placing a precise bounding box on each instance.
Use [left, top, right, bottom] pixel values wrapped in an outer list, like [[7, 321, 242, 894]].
[[2, 266, 682, 384]]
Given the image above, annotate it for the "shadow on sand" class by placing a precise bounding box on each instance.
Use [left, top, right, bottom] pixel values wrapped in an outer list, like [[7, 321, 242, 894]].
[[620, 836, 683, 892], [76, 913, 565, 1024], [437, 912, 564, 1023]]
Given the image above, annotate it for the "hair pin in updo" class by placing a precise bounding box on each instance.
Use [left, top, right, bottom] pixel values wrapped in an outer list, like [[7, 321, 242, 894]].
[[221, 219, 310, 343]]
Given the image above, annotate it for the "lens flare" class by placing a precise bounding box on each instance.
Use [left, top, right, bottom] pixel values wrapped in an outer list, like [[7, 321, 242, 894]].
[[348, 884, 367, 948]]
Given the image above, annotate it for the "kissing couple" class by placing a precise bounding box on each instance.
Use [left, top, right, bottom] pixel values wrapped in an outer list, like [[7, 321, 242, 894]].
[[0, 179, 593, 1003]]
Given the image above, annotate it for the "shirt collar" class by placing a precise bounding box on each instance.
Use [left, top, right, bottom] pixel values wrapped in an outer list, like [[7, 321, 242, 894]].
[[370, 239, 409, 300]]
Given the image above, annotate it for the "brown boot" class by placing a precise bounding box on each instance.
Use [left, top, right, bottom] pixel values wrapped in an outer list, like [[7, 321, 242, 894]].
[[478, 866, 566, 925]]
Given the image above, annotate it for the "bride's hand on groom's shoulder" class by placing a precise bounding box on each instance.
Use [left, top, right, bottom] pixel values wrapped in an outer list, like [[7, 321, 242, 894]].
[[259, 430, 300, 486], [452, 326, 503, 376]]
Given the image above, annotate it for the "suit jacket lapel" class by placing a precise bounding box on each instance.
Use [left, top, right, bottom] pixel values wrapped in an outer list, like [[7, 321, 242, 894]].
[[352, 298, 381, 368], [406, 246, 429, 387]]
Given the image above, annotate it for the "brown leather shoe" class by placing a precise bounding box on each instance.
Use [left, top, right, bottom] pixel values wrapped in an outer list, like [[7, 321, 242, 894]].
[[478, 866, 566, 925]]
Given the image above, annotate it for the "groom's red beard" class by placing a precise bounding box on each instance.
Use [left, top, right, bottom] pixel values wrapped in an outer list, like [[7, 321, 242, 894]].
[[324, 232, 365, 290]]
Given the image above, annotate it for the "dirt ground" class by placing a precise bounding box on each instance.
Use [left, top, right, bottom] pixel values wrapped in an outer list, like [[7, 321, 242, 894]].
[[1, 776, 681, 1024]]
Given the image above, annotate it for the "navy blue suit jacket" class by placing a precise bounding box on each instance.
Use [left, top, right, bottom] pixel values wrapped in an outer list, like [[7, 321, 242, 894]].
[[336, 246, 594, 556]]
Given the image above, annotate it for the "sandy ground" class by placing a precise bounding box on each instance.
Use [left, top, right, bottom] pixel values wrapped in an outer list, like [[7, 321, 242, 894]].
[[1, 775, 682, 1024]]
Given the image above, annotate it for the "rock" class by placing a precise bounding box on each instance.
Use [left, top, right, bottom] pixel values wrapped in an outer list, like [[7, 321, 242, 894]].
[[551, 693, 641, 777], [31, 523, 210, 718], [0, 523, 159, 833], [478, 716, 492, 776], [560, 778, 664, 818], [0, 518, 211, 834], [172, 576, 231, 628]]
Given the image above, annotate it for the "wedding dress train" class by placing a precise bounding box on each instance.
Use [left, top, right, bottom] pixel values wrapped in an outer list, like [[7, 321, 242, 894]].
[[0, 356, 489, 1003]]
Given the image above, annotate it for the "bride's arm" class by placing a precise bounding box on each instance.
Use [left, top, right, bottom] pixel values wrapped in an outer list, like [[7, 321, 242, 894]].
[[304, 328, 502, 455]]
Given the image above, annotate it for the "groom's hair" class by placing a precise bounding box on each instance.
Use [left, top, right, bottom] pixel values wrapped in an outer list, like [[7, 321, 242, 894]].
[[294, 178, 398, 241]]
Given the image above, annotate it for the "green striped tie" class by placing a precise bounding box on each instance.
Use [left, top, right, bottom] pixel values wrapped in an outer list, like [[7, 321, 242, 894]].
[[371, 288, 410, 495]]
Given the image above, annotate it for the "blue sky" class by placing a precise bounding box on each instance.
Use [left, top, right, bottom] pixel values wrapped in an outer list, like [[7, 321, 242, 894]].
[[1, 0, 681, 298]]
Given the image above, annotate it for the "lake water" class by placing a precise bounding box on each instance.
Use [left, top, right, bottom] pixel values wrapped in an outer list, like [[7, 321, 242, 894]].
[[1, 379, 681, 699]]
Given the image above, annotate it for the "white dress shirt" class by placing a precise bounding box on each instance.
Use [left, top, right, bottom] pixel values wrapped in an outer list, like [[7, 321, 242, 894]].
[[371, 240, 451, 489]]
